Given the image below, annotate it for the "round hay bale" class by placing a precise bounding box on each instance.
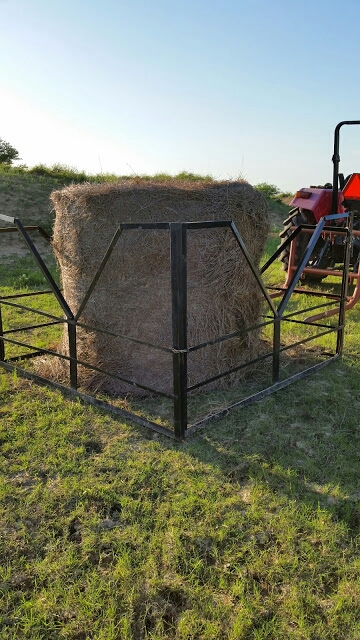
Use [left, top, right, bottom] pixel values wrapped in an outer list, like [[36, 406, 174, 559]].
[[50, 179, 269, 395]]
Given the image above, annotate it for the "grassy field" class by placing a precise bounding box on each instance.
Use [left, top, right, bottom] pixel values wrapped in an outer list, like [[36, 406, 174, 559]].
[[1, 171, 360, 639]]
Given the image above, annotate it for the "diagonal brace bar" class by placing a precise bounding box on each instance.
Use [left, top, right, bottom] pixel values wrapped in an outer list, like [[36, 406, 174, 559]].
[[277, 213, 349, 317], [230, 221, 278, 316], [14, 218, 74, 320], [277, 218, 327, 316], [75, 227, 123, 321]]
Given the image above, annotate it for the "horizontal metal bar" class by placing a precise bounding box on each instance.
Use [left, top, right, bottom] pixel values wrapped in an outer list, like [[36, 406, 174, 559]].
[[7, 350, 45, 362], [263, 311, 337, 330], [76, 320, 173, 354], [282, 299, 344, 319], [268, 286, 342, 301], [282, 221, 354, 242], [187, 320, 338, 393], [184, 220, 231, 229], [323, 213, 350, 222], [72, 355, 175, 400], [187, 348, 275, 392], [118, 222, 170, 230], [281, 317, 337, 330], [0, 290, 58, 300], [0, 361, 176, 439], [2, 305, 171, 358], [0, 225, 37, 232], [116, 221, 231, 231], [186, 356, 339, 435], [293, 224, 349, 234], [2, 335, 175, 399], [187, 318, 274, 353], [277, 327, 338, 353], [81, 317, 275, 359], [300, 267, 351, 278], [3, 320, 63, 334], [0, 299, 67, 322], [0, 224, 52, 241], [0, 335, 67, 357]]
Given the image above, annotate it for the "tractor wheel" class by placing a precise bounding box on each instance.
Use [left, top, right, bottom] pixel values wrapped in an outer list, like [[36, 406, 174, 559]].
[[278, 208, 309, 272], [278, 208, 328, 282]]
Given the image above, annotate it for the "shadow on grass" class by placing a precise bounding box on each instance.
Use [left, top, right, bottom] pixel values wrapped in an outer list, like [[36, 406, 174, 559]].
[[181, 355, 360, 534]]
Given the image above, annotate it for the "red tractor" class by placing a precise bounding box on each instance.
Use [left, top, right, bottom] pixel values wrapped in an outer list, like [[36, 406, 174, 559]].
[[277, 121, 360, 321]]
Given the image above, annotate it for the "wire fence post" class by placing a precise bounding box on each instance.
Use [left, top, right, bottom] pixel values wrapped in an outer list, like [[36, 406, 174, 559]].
[[171, 222, 188, 438]]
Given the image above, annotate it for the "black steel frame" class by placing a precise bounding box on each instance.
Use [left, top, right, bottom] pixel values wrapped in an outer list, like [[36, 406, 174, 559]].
[[0, 211, 352, 439]]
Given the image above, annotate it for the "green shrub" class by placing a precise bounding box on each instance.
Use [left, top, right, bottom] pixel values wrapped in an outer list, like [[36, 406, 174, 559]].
[[28, 163, 89, 183], [254, 182, 281, 198]]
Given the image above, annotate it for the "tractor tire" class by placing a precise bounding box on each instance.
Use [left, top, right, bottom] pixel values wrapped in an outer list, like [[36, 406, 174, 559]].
[[278, 208, 329, 282], [278, 208, 309, 272]]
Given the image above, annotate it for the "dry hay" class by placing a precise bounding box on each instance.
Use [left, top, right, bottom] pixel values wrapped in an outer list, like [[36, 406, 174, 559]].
[[50, 179, 269, 396]]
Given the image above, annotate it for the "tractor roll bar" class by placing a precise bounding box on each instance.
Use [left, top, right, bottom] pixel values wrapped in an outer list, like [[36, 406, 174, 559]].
[[332, 120, 360, 213]]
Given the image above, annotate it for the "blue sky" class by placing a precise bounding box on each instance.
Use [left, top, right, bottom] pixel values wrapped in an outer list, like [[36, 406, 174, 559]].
[[1, 0, 360, 191]]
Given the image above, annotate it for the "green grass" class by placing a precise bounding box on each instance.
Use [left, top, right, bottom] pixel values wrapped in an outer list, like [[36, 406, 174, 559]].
[[266, 198, 292, 231], [0, 255, 59, 289], [1, 365, 360, 639], [0, 163, 214, 186], [0, 254, 63, 359], [260, 231, 360, 360], [1, 177, 360, 638]]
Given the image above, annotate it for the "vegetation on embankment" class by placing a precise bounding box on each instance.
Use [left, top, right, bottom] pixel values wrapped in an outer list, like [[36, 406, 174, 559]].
[[0, 163, 291, 231]]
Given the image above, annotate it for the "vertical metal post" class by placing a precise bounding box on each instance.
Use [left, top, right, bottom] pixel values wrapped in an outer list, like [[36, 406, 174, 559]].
[[336, 212, 353, 356], [0, 304, 5, 362], [171, 222, 188, 438], [68, 321, 78, 389], [272, 317, 281, 383]]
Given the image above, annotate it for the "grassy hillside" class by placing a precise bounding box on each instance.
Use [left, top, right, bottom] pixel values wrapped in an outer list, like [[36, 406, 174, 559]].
[[0, 165, 291, 232], [266, 195, 292, 229], [0, 171, 59, 231]]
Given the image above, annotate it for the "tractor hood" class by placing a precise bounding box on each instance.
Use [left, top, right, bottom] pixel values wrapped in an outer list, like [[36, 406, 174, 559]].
[[290, 188, 345, 222]]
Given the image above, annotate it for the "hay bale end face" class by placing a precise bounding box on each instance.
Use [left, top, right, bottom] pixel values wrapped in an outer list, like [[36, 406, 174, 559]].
[[50, 179, 269, 395]]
